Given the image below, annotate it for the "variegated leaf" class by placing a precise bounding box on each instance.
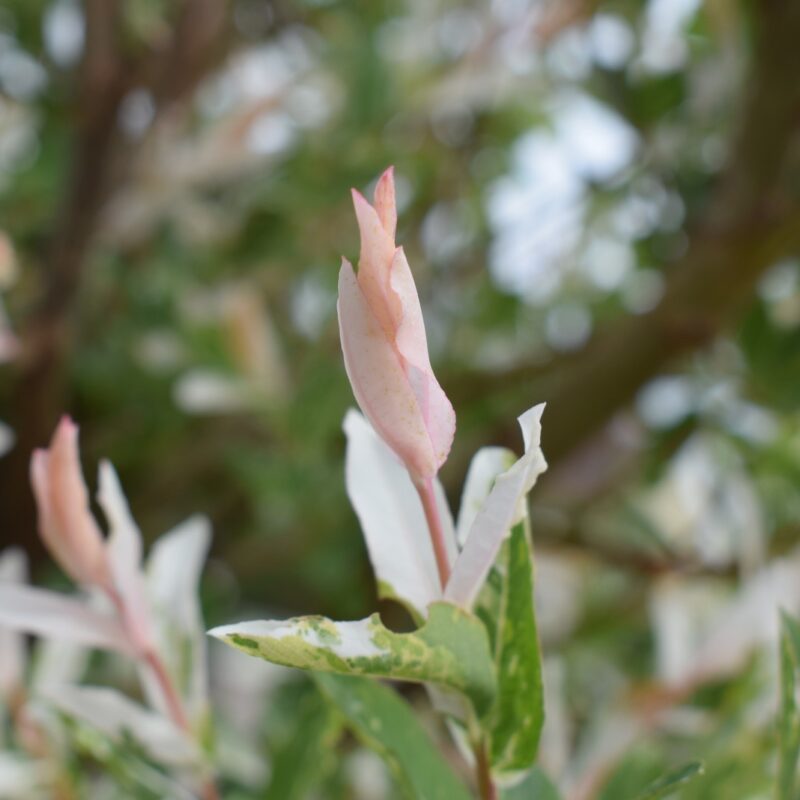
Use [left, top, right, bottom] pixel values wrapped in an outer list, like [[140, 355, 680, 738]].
[[210, 601, 495, 716]]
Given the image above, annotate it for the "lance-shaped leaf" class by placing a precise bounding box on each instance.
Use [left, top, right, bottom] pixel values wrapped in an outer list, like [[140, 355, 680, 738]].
[[315, 673, 472, 800], [0, 584, 133, 654], [446, 404, 547, 609], [633, 761, 704, 800], [488, 522, 544, 776], [0, 549, 27, 701], [209, 601, 496, 716], [146, 515, 212, 726], [344, 410, 455, 619], [338, 168, 456, 483], [456, 447, 515, 547], [98, 460, 155, 654], [41, 684, 201, 767]]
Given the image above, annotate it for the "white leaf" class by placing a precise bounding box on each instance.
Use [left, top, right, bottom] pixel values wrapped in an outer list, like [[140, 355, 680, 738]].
[[445, 403, 547, 609], [40, 684, 201, 767], [0, 584, 133, 654], [455, 447, 515, 547], [0, 549, 27, 699], [97, 460, 154, 652], [652, 549, 800, 688], [344, 410, 442, 616], [0, 753, 48, 798], [31, 639, 88, 693], [146, 515, 211, 722]]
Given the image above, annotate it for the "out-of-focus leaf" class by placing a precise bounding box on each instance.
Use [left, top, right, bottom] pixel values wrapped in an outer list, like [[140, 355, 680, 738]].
[[66, 720, 197, 800], [0, 753, 48, 799], [0, 584, 132, 653], [43, 684, 201, 767], [264, 684, 341, 800], [501, 766, 562, 799], [97, 460, 154, 651], [489, 522, 544, 776], [146, 515, 212, 725], [314, 673, 472, 800], [210, 602, 496, 716], [0, 548, 27, 700], [634, 761, 704, 800], [778, 612, 800, 799]]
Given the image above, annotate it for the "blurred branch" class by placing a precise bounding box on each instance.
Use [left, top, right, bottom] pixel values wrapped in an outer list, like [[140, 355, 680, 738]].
[[144, 0, 232, 109], [451, 0, 800, 473], [534, 0, 600, 44], [0, 0, 233, 552]]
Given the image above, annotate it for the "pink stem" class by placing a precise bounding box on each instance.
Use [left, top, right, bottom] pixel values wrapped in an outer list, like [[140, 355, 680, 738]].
[[106, 588, 220, 798], [415, 477, 451, 589], [142, 648, 190, 732], [106, 590, 190, 730]]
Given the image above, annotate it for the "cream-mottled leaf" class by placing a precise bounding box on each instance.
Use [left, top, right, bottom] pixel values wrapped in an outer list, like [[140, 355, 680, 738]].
[[210, 601, 495, 716]]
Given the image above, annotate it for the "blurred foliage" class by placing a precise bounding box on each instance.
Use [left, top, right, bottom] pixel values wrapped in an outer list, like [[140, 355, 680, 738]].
[[2, 0, 800, 797]]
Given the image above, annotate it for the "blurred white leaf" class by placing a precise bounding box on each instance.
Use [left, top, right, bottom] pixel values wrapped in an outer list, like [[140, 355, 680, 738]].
[[0, 549, 27, 700], [173, 369, 252, 414], [0, 753, 48, 798], [0, 584, 132, 654], [652, 550, 800, 688], [41, 685, 201, 767], [638, 433, 765, 571], [147, 515, 212, 723], [31, 639, 88, 693], [97, 460, 155, 653]]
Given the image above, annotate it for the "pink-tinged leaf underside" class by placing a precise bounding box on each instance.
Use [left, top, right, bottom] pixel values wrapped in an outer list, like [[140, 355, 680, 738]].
[[338, 259, 439, 479], [389, 247, 455, 470], [351, 188, 396, 336], [30, 419, 110, 590], [373, 166, 397, 241], [348, 171, 456, 475]]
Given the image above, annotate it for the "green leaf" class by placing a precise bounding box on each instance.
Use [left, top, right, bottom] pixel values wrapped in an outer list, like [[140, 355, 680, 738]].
[[633, 761, 705, 800], [489, 521, 545, 775], [778, 612, 800, 799], [210, 601, 496, 716], [265, 684, 342, 800], [501, 766, 562, 799], [315, 673, 472, 800]]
